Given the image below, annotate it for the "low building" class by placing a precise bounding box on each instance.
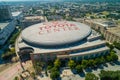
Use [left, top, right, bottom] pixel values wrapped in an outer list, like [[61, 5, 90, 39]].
[[81, 19, 120, 43], [21, 16, 45, 28], [104, 27, 120, 43], [84, 19, 116, 33], [47, 15, 63, 21]]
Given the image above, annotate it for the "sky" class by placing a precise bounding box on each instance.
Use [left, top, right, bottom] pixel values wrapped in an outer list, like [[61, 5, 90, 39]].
[[0, 0, 33, 1], [0, 0, 41, 1], [0, 0, 66, 1]]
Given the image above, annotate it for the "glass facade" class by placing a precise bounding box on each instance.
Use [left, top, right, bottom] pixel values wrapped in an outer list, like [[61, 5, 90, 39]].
[[0, 5, 12, 21]]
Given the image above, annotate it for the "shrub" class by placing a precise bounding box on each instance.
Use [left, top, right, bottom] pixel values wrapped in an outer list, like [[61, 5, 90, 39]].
[[99, 70, 120, 80], [75, 65, 83, 73], [68, 60, 76, 69], [85, 73, 99, 80], [50, 71, 60, 80]]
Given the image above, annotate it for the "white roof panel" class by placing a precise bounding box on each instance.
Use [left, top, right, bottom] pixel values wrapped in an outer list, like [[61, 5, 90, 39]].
[[21, 21, 91, 46]]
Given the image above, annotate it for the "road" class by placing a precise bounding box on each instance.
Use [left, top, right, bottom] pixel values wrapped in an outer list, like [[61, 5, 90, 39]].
[[0, 62, 24, 80]]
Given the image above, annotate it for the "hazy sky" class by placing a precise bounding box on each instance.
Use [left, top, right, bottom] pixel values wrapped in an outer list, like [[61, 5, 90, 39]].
[[0, 0, 68, 1], [0, 0, 39, 1]]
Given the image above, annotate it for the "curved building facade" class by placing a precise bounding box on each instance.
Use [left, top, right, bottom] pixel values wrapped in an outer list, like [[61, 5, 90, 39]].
[[16, 21, 109, 62]]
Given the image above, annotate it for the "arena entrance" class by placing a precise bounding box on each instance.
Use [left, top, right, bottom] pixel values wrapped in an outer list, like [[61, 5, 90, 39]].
[[18, 47, 34, 62]]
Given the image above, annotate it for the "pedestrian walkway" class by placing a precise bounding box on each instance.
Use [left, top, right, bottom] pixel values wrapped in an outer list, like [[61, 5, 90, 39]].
[[0, 62, 24, 80]]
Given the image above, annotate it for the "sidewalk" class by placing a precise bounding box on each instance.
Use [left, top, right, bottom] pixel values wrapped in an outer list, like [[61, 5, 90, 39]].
[[0, 62, 23, 80]]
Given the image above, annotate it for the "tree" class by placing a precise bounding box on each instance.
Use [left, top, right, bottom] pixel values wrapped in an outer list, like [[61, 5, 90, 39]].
[[47, 65, 53, 70], [68, 60, 76, 69], [101, 34, 105, 40], [90, 16, 95, 19], [106, 55, 112, 62], [34, 61, 43, 74], [95, 58, 102, 65], [111, 54, 118, 61], [54, 59, 61, 68], [14, 76, 19, 80], [100, 57, 105, 64], [50, 71, 60, 80], [81, 60, 88, 68], [109, 44, 114, 50], [9, 31, 21, 44], [45, 70, 48, 76], [88, 59, 94, 67], [99, 70, 120, 80], [1, 51, 15, 60], [30, 72, 36, 79], [50, 67, 58, 72], [113, 41, 120, 50], [34, 65, 42, 74], [10, 47, 15, 53], [85, 73, 99, 80], [75, 65, 83, 73], [106, 43, 114, 50]]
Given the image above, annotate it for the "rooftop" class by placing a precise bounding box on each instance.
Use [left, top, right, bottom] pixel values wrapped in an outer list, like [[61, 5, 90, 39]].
[[24, 16, 44, 20], [17, 28, 105, 54], [21, 21, 91, 47], [0, 22, 9, 29], [86, 19, 116, 27], [12, 11, 22, 17], [107, 26, 120, 37]]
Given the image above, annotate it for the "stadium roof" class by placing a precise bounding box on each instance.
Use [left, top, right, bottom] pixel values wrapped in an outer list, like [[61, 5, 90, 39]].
[[21, 21, 91, 47]]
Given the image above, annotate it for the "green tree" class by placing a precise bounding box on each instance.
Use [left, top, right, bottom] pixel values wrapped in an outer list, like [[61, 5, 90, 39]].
[[30, 72, 36, 79], [113, 41, 120, 50], [34, 61, 43, 74], [100, 57, 105, 64], [34, 65, 42, 74], [95, 58, 102, 65], [50, 71, 60, 80], [99, 70, 120, 80], [68, 60, 76, 69], [54, 59, 61, 68], [14, 76, 19, 80], [1, 51, 15, 60], [45, 70, 48, 76], [9, 31, 21, 44], [90, 16, 95, 19], [75, 65, 83, 73], [81, 60, 88, 68], [111, 54, 118, 61], [106, 43, 114, 50], [101, 34, 105, 40], [50, 67, 59, 72], [85, 73, 99, 80], [47, 65, 53, 70], [88, 59, 94, 67], [106, 55, 112, 62]]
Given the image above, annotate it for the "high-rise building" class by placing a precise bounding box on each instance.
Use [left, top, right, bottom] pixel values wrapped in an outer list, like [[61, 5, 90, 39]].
[[0, 5, 12, 21], [0, 4, 15, 45], [0, 20, 15, 45]]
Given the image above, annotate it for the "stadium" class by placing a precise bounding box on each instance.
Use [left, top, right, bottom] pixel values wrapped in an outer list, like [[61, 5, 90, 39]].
[[16, 21, 109, 62]]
